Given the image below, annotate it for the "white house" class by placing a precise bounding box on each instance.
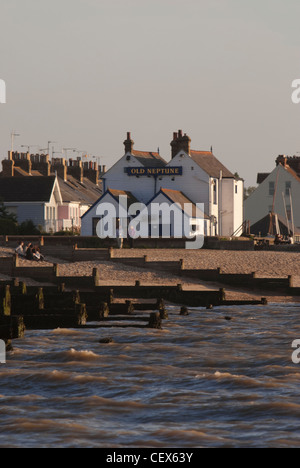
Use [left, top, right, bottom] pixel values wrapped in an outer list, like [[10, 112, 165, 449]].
[[245, 155, 300, 234], [0, 175, 63, 232], [145, 188, 210, 238], [1, 152, 103, 232], [81, 189, 138, 236], [82, 131, 244, 238]]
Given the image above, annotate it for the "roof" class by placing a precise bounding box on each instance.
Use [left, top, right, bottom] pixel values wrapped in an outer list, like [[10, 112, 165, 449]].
[[189, 150, 234, 178], [251, 213, 300, 237], [132, 150, 167, 168], [81, 188, 139, 219], [283, 164, 300, 183], [107, 189, 139, 206], [158, 188, 210, 219], [0, 176, 57, 202], [58, 176, 102, 205], [257, 173, 270, 184]]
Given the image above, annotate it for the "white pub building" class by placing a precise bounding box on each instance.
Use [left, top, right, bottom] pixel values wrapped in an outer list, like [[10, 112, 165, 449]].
[[81, 130, 244, 238]]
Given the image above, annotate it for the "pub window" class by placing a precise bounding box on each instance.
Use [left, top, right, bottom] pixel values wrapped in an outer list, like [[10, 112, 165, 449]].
[[269, 182, 275, 196], [213, 180, 217, 205]]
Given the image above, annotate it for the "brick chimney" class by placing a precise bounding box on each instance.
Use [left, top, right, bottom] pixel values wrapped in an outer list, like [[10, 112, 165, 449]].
[[2, 152, 15, 177], [124, 132, 134, 154], [171, 130, 191, 158], [11, 151, 32, 174], [171, 132, 179, 159], [67, 158, 83, 183], [276, 155, 288, 168], [30, 154, 51, 176], [52, 158, 68, 181], [83, 161, 99, 185]]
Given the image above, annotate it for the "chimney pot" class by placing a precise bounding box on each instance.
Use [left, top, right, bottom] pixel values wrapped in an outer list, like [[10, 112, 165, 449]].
[[124, 132, 134, 154]]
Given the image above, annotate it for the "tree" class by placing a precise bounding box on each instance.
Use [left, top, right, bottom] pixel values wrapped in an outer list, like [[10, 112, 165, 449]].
[[0, 200, 17, 223], [244, 186, 256, 200]]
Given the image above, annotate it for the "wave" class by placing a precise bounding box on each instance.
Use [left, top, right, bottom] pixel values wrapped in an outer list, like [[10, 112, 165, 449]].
[[55, 348, 101, 363], [213, 371, 279, 389]]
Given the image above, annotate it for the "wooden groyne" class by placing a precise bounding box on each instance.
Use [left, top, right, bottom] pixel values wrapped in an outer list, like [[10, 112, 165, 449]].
[[1, 251, 298, 295], [0, 277, 269, 351]]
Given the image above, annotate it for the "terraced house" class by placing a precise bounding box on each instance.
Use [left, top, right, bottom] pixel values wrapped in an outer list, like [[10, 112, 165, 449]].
[[0, 151, 103, 232]]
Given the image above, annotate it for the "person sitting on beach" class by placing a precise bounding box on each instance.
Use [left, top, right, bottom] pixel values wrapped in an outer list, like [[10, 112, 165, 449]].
[[32, 246, 44, 262], [15, 241, 26, 258], [25, 243, 34, 261]]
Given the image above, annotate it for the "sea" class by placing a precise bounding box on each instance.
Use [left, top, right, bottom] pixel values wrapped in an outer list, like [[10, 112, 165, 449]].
[[0, 303, 300, 448]]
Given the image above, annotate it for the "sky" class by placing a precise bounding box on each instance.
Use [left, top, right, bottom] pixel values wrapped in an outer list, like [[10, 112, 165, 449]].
[[1, 0, 300, 185]]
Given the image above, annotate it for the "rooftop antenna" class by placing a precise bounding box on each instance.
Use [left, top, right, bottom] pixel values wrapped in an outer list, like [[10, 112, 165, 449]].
[[63, 148, 77, 157], [47, 141, 57, 157], [21, 144, 39, 153], [11, 131, 20, 152]]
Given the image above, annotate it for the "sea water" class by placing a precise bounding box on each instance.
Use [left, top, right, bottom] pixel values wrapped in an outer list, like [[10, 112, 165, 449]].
[[0, 303, 300, 448]]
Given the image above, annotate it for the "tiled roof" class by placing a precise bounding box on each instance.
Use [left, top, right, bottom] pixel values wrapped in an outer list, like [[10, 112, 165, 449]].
[[108, 189, 139, 206], [0, 176, 56, 202], [284, 164, 300, 183], [190, 150, 234, 178], [160, 188, 209, 219], [257, 173, 270, 184], [132, 150, 167, 168], [58, 176, 102, 204]]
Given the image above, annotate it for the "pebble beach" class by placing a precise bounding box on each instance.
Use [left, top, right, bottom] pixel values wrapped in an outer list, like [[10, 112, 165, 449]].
[[1, 247, 300, 303]]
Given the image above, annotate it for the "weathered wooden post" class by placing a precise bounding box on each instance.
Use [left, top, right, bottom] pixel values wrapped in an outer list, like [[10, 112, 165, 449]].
[[157, 298, 168, 319], [0, 285, 11, 317], [219, 288, 226, 301], [180, 306, 189, 316], [93, 268, 100, 287], [72, 290, 81, 304], [37, 288, 44, 310], [58, 283, 65, 293], [99, 302, 110, 319], [53, 263, 59, 278], [20, 282, 27, 295], [148, 312, 162, 329], [75, 303, 88, 325]]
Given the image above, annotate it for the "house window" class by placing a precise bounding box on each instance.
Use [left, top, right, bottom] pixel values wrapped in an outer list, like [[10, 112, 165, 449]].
[[269, 182, 275, 196], [286, 181, 292, 196], [213, 180, 217, 205], [92, 218, 100, 236], [235, 185, 238, 194]]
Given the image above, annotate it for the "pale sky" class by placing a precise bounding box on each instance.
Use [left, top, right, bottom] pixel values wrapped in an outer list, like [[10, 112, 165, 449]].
[[1, 0, 300, 185]]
